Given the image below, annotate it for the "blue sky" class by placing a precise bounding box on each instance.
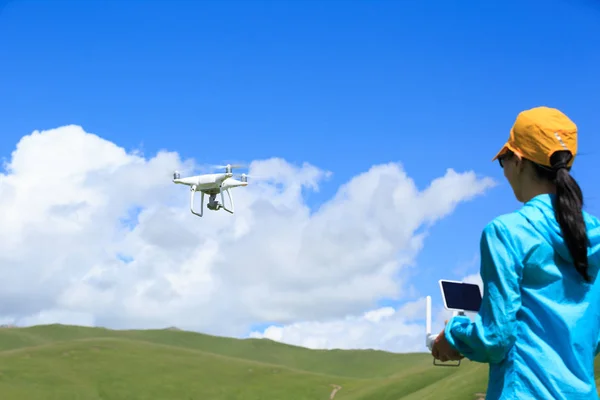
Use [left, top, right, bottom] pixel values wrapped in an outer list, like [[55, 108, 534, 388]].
[[1, 0, 599, 323]]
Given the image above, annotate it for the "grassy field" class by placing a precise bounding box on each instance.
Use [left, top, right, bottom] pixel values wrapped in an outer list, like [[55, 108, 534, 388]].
[[0, 324, 595, 399]]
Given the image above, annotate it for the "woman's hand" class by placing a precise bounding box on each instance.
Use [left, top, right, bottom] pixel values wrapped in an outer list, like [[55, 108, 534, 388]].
[[431, 320, 464, 362]]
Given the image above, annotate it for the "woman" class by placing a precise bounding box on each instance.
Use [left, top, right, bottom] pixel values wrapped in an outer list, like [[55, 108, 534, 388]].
[[431, 106, 600, 399]]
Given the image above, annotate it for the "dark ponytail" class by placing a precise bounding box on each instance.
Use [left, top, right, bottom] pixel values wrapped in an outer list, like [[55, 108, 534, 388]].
[[533, 151, 590, 282]]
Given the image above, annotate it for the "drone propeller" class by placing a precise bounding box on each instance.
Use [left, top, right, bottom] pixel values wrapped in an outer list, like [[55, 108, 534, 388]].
[[233, 173, 265, 183], [173, 170, 181, 180], [211, 163, 247, 170], [207, 163, 247, 175]]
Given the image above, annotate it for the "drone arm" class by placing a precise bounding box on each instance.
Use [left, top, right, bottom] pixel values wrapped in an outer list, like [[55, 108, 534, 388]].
[[220, 188, 234, 214], [190, 186, 204, 217]]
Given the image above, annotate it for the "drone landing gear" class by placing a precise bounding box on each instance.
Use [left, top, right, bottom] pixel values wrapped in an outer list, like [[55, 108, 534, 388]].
[[189, 186, 235, 218], [190, 185, 204, 217], [219, 187, 234, 214]]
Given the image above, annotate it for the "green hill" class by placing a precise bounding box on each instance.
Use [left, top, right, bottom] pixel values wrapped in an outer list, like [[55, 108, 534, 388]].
[[0, 324, 595, 399]]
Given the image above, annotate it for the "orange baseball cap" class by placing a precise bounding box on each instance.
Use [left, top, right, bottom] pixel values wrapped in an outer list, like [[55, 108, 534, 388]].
[[492, 106, 578, 168]]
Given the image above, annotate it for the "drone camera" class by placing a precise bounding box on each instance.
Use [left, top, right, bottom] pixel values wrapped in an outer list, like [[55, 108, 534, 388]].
[[207, 201, 221, 211]]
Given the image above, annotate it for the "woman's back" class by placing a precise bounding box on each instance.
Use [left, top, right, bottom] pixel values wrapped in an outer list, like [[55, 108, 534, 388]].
[[486, 194, 600, 399], [433, 106, 599, 399]]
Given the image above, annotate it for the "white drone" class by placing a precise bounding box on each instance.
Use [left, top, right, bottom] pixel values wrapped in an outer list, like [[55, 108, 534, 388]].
[[172, 164, 248, 217]]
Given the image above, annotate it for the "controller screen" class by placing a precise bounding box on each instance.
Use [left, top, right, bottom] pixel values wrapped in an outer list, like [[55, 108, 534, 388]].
[[441, 281, 482, 312]]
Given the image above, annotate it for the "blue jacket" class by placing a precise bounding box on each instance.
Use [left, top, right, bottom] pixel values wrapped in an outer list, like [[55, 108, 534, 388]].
[[445, 194, 600, 399]]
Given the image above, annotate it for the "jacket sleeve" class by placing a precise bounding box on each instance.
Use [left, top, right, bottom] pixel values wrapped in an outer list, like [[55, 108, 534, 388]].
[[444, 219, 523, 364], [591, 223, 600, 357]]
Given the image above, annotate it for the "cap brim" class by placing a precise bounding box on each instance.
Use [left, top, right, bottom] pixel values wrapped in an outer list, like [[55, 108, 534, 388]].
[[492, 144, 509, 161]]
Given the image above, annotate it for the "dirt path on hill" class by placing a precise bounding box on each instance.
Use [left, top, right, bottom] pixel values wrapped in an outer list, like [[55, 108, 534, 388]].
[[329, 384, 341, 399]]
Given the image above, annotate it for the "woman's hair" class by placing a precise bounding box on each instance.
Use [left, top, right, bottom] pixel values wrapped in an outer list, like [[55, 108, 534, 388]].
[[508, 150, 590, 282]]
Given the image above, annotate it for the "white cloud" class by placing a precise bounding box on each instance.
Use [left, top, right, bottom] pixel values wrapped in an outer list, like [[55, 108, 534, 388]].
[[248, 286, 482, 353], [0, 125, 496, 349], [249, 299, 431, 353], [249, 267, 486, 353]]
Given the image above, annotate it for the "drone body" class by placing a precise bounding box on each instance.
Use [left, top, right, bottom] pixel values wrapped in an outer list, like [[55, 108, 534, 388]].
[[172, 164, 248, 217]]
